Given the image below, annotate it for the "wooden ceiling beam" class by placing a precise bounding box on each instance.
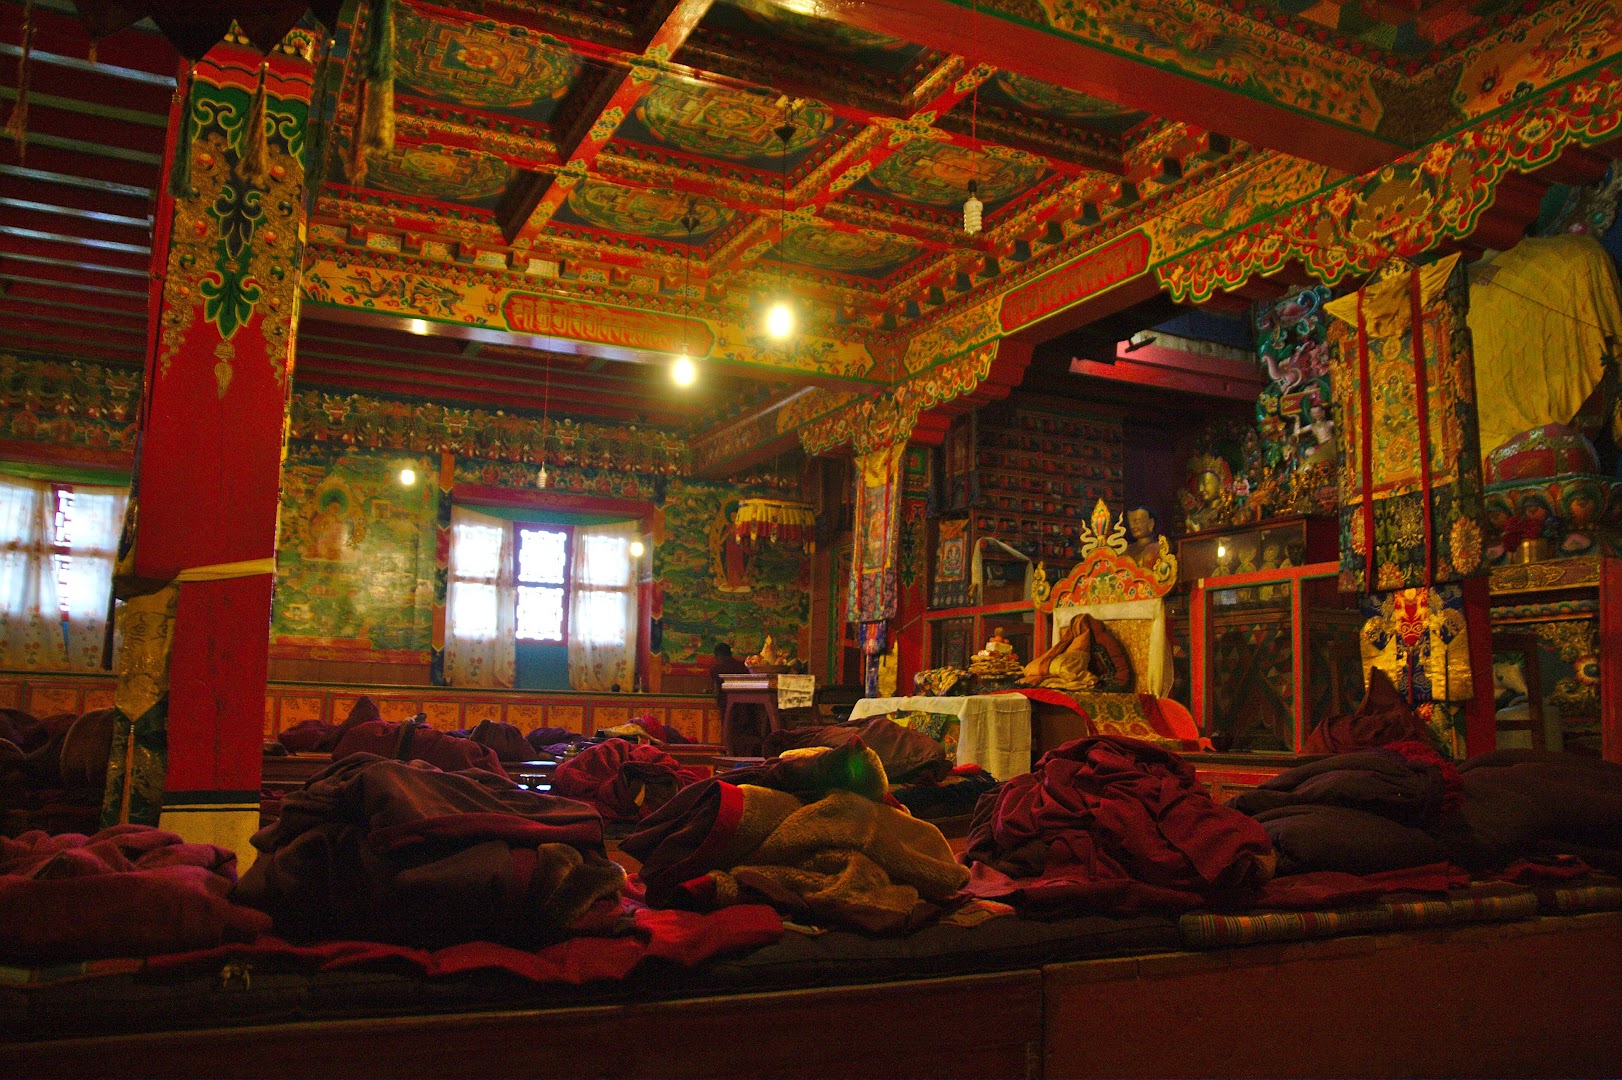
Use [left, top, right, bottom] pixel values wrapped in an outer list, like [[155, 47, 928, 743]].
[[292, 365, 696, 425], [0, 143, 161, 190], [816, 0, 1408, 174], [0, 298, 146, 334], [0, 274, 148, 314], [503, 0, 715, 246], [0, 328, 143, 362], [1068, 355, 1261, 400], [0, 231, 150, 274]]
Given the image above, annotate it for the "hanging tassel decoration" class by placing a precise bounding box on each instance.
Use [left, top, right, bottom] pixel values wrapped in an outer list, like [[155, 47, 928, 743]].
[[86, 38, 97, 66], [3, 0, 35, 162], [241, 60, 271, 186], [168, 61, 197, 198], [346, 0, 395, 184]]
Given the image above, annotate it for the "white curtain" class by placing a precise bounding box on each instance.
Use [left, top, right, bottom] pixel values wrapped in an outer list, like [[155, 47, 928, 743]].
[[0, 477, 127, 671], [567, 521, 638, 691], [444, 505, 515, 688]]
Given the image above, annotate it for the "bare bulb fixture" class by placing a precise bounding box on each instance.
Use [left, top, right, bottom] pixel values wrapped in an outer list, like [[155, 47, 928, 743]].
[[398, 467, 417, 486], [629, 540, 646, 558], [672, 350, 697, 387], [536, 465, 549, 489], [764, 299, 795, 340], [963, 180, 982, 235]]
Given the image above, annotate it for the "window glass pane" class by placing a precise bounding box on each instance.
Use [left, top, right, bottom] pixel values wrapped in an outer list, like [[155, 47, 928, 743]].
[[450, 581, 498, 639], [577, 588, 627, 645], [516, 585, 565, 641], [579, 533, 630, 587], [454, 523, 505, 581], [518, 528, 567, 585]]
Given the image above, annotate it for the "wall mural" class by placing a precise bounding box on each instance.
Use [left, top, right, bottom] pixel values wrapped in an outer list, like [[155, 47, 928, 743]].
[[273, 444, 438, 661], [775, 223, 922, 278], [630, 80, 834, 165], [864, 140, 1045, 208], [558, 179, 734, 243], [0, 353, 139, 454], [657, 478, 810, 668], [289, 389, 690, 474], [364, 142, 514, 206], [392, 6, 580, 121], [268, 445, 808, 671]]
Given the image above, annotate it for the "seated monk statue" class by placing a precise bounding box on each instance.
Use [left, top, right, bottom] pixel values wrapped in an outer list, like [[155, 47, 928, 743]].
[[1021, 613, 1101, 692], [1021, 613, 1135, 693]]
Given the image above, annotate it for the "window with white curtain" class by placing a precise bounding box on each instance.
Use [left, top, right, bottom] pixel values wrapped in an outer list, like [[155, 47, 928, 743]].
[[444, 510, 639, 691], [0, 476, 127, 671]]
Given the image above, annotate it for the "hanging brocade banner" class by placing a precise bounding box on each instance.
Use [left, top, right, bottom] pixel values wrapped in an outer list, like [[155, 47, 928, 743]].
[[1324, 254, 1486, 593], [847, 442, 906, 623], [731, 498, 815, 548]]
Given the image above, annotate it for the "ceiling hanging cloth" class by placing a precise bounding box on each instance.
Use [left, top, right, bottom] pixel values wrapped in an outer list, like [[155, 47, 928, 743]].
[[3, 0, 33, 160], [732, 498, 815, 549], [345, 0, 395, 184], [1323, 254, 1486, 594]]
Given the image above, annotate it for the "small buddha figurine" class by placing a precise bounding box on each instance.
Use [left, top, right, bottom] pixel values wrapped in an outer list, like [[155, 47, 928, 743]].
[[1123, 506, 1163, 569]]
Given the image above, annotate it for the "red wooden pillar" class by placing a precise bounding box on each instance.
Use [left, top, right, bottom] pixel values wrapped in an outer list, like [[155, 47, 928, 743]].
[[126, 36, 316, 862]]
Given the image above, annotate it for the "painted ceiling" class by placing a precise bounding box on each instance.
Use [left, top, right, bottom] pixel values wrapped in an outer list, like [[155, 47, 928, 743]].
[[289, 0, 1600, 437]]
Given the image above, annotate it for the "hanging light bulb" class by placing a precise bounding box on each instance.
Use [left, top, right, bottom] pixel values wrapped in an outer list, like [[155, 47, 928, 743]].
[[963, 180, 983, 235], [764, 114, 798, 344], [672, 348, 697, 387], [673, 201, 701, 386], [764, 298, 795, 340], [398, 467, 417, 486], [629, 539, 646, 558], [536, 465, 548, 489]]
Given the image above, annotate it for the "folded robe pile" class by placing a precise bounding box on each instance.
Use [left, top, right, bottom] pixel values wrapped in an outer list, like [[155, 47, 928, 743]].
[[963, 736, 1275, 914], [1231, 746, 1622, 877], [0, 825, 270, 962], [622, 741, 970, 932], [1229, 742, 1460, 876], [331, 719, 509, 778], [550, 738, 707, 823], [236, 754, 626, 948]]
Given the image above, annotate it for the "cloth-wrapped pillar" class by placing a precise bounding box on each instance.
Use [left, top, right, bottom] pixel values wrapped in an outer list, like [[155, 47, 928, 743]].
[[109, 36, 316, 864]]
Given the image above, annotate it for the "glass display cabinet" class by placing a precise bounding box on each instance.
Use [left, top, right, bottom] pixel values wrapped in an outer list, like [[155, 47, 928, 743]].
[[1188, 561, 1364, 752]]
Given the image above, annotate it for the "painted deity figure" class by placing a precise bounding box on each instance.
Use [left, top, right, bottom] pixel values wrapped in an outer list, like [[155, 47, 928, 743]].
[[1294, 403, 1338, 466]]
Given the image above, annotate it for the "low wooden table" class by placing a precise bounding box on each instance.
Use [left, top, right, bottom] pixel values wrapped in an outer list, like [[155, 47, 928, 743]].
[[716, 674, 814, 756]]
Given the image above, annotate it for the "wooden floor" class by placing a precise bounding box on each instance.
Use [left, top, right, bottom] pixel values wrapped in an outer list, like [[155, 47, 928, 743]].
[[5, 912, 1617, 1079]]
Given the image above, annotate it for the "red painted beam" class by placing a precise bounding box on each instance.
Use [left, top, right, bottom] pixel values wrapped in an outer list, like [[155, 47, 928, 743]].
[[1069, 356, 1261, 400], [0, 329, 144, 362], [0, 270, 149, 309], [292, 365, 694, 425], [0, 233, 150, 274], [0, 55, 175, 121], [292, 345, 687, 401], [1, 4, 181, 79], [0, 174, 154, 219], [0, 311, 146, 343], [822, 0, 1405, 174], [0, 143, 162, 190]]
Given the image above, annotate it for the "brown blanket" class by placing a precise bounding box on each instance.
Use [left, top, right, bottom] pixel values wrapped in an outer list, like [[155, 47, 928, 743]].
[[623, 742, 968, 931], [237, 754, 625, 947]]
